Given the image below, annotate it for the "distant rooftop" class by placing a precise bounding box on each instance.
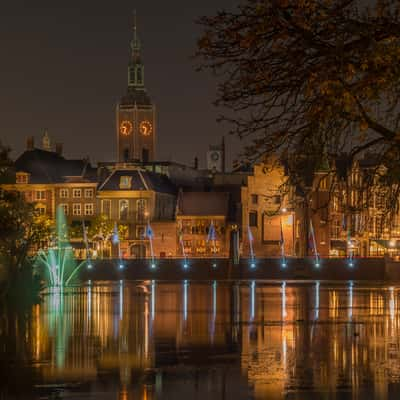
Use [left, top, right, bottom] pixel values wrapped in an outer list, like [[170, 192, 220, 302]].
[[14, 148, 97, 184]]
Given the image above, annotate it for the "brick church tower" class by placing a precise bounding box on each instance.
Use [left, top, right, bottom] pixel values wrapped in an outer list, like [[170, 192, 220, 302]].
[[116, 12, 156, 163]]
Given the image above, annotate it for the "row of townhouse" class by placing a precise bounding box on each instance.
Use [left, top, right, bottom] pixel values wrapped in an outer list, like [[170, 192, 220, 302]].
[[2, 140, 395, 259]]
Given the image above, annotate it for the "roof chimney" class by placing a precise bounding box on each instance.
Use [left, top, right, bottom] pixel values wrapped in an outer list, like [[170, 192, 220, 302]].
[[55, 143, 63, 156], [26, 136, 34, 150]]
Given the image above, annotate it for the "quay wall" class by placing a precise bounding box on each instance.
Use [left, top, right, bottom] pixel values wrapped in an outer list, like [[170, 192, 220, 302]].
[[76, 257, 400, 282]]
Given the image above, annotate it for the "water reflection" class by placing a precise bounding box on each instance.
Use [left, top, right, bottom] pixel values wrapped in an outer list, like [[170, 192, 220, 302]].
[[2, 282, 400, 398]]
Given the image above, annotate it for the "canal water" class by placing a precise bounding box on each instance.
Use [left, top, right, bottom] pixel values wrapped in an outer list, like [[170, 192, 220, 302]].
[[1, 281, 400, 399]]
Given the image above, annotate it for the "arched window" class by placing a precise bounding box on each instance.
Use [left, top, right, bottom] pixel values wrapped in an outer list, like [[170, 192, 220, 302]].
[[119, 200, 129, 221]]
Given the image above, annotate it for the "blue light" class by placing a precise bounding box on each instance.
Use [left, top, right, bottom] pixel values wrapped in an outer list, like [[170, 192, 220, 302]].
[[281, 262, 287, 268], [87, 263, 93, 269], [151, 280, 156, 321], [151, 263, 156, 269], [119, 263, 124, 270], [315, 262, 320, 268], [250, 262, 256, 269], [183, 280, 188, 321], [183, 262, 189, 269], [250, 281, 256, 320], [348, 261, 354, 268]]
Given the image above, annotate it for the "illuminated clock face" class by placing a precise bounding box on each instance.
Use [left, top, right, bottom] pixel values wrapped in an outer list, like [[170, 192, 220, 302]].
[[120, 120, 133, 136], [139, 120, 152, 136], [211, 151, 220, 161]]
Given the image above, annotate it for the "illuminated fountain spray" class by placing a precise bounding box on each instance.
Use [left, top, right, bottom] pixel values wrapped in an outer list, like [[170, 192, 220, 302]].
[[82, 221, 92, 269], [248, 226, 256, 268], [207, 221, 217, 268], [36, 205, 89, 287], [347, 228, 354, 268], [178, 222, 189, 269], [146, 223, 156, 269], [280, 217, 287, 268], [112, 223, 124, 270], [309, 219, 320, 268]]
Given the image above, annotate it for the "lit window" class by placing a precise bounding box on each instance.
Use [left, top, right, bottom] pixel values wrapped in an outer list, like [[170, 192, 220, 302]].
[[320, 177, 327, 190], [251, 194, 258, 205], [136, 226, 145, 239], [136, 199, 146, 220], [84, 188, 94, 198], [60, 189, 69, 198], [73, 189, 82, 198], [35, 190, 46, 200], [249, 211, 258, 227], [119, 200, 129, 220], [120, 176, 131, 189], [102, 199, 111, 218], [16, 173, 29, 184], [73, 203, 81, 216], [60, 204, 68, 216], [84, 203, 94, 216], [36, 205, 46, 215]]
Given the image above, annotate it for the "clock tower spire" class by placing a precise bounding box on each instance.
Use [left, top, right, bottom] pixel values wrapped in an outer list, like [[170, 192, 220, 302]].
[[116, 11, 156, 163], [128, 10, 144, 88]]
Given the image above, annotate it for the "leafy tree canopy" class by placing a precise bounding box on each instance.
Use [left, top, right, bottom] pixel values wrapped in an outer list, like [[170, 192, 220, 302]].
[[197, 0, 400, 172]]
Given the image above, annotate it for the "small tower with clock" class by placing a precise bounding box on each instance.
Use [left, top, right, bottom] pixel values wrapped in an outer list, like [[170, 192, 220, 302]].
[[207, 136, 226, 173], [117, 12, 156, 163]]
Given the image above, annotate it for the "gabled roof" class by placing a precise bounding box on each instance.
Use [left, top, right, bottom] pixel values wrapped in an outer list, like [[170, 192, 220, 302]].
[[14, 148, 97, 184], [98, 168, 176, 195], [177, 191, 229, 216]]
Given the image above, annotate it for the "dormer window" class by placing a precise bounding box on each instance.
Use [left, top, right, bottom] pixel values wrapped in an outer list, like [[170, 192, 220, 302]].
[[120, 176, 132, 189], [16, 172, 29, 184]]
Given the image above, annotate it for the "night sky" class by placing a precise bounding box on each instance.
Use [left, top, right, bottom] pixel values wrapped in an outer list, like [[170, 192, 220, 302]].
[[0, 0, 242, 168]]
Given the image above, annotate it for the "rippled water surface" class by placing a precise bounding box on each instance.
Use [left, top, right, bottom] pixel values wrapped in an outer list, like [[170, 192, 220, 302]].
[[1, 280, 400, 399]]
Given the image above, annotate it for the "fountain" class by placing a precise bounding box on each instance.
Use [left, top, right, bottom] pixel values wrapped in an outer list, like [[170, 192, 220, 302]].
[[82, 220, 92, 269], [309, 219, 320, 268], [347, 230, 354, 267], [207, 222, 217, 268], [248, 226, 256, 268], [36, 205, 89, 287], [112, 223, 124, 270], [178, 223, 189, 269], [280, 217, 287, 268], [146, 223, 156, 269]]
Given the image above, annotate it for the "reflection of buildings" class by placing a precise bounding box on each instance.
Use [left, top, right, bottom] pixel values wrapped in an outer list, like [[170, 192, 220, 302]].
[[238, 283, 400, 399], [3, 283, 400, 398]]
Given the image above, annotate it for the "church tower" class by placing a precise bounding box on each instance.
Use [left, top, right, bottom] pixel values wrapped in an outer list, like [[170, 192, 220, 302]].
[[117, 12, 156, 163]]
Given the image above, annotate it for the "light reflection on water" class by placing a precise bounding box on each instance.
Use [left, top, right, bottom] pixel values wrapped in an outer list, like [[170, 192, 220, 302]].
[[2, 281, 400, 399]]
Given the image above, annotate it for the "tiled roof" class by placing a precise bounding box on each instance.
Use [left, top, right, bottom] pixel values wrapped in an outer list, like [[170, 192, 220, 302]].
[[98, 168, 176, 194], [14, 149, 96, 184], [177, 191, 229, 216]]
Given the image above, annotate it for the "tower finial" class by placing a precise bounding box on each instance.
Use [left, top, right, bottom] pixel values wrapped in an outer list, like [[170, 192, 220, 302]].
[[131, 9, 140, 54], [133, 9, 137, 40]]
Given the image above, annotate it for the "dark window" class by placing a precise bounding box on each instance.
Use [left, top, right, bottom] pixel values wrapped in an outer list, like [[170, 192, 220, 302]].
[[123, 148, 129, 162], [249, 211, 258, 227], [129, 67, 135, 85], [137, 67, 143, 84], [251, 194, 258, 205], [142, 148, 149, 162]]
